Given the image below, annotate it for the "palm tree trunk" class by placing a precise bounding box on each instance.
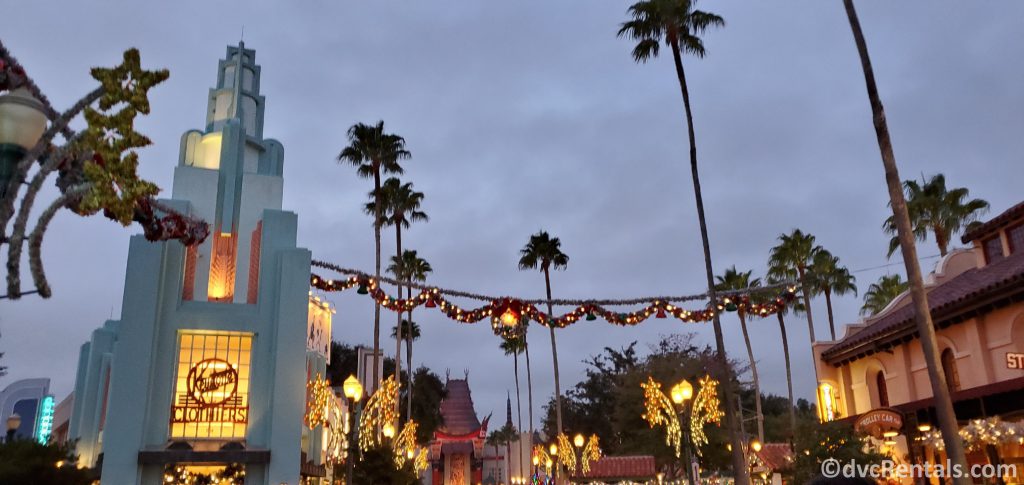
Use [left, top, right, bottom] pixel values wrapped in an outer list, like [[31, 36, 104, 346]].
[[506, 441, 513, 485], [842, 1, 969, 482], [394, 225, 404, 422], [825, 288, 837, 341], [934, 225, 949, 257], [543, 267, 563, 484], [669, 36, 749, 485], [407, 289, 415, 420], [739, 313, 764, 443], [372, 169, 382, 387], [514, 352, 524, 481], [797, 266, 816, 343], [525, 336, 535, 443], [777, 312, 796, 445]]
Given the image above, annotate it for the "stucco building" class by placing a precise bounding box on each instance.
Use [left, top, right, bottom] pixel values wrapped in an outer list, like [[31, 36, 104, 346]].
[[813, 201, 1024, 482]]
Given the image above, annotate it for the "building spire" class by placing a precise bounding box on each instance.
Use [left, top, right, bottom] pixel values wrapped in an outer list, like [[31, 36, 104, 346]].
[[506, 391, 513, 428]]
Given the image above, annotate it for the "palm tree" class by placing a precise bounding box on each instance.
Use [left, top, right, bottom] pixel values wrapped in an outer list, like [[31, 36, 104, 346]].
[[715, 266, 764, 444], [387, 249, 431, 418], [768, 229, 822, 344], [338, 121, 410, 386], [372, 178, 427, 394], [517, 231, 568, 452], [500, 334, 526, 479], [764, 275, 797, 446], [842, 1, 970, 479], [616, 3, 748, 482], [859, 274, 907, 317], [809, 249, 857, 340], [391, 319, 421, 418], [883, 174, 989, 258]]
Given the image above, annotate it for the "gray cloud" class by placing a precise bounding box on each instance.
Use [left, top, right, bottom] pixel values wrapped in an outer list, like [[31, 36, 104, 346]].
[[3, 0, 1022, 433]]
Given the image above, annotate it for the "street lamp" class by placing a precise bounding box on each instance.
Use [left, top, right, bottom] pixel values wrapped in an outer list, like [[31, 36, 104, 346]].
[[5, 413, 21, 443], [0, 88, 47, 199], [342, 375, 363, 485], [671, 378, 701, 485], [573, 433, 585, 449]]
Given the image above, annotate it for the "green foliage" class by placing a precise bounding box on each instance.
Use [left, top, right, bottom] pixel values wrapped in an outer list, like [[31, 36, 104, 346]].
[[369, 178, 428, 230], [518, 231, 568, 273], [788, 421, 884, 484], [337, 121, 410, 180], [883, 173, 989, 257], [617, 0, 725, 63], [353, 444, 420, 485], [407, 366, 447, 444], [73, 48, 167, 224], [860, 274, 908, 316], [0, 439, 94, 485]]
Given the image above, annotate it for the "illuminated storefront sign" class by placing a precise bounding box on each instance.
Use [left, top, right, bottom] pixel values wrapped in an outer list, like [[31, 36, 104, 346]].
[[170, 332, 252, 439], [1007, 352, 1024, 369], [35, 395, 55, 444]]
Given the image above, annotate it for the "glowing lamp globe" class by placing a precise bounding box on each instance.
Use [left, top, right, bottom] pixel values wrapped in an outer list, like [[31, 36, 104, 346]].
[[532, 456, 540, 466], [549, 443, 557, 455], [0, 88, 47, 149], [342, 375, 363, 402], [574, 433, 585, 448], [383, 423, 396, 438], [751, 440, 762, 452], [671, 379, 693, 404], [500, 309, 518, 327], [6, 413, 21, 433], [407, 449, 415, 459]]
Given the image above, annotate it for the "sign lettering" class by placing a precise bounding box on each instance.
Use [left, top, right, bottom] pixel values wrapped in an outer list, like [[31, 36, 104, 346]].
[[1008, 352, 1024, 369], [171, 358, 248, 425]]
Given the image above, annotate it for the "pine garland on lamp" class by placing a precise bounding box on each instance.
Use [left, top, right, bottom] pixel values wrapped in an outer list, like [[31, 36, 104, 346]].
[[358, 375, 399, 453]]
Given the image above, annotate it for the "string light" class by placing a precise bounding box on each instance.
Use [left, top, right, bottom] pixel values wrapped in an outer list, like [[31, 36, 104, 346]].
[[689, 375, 724, 454], [358, 376, 399, 453], [920, 417, 1024, 451], [556, 433, 576, 473], [310, 272, 797, 329], [580, 434, 602, 475], [641, 377, 684, 458], [305, 373, 331, 429], [393, 421, 419, 467]]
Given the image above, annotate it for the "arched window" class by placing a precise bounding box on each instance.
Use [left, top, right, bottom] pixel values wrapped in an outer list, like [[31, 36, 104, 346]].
[[942, 348, 961, 392], [876, 371, 889, 407]]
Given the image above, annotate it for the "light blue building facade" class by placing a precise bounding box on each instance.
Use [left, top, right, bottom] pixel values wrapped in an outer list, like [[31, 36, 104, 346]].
[[70, 44, 325, 485]]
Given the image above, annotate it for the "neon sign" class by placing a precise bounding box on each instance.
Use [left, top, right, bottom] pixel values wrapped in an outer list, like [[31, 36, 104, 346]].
[[36, 395, 55, 444]]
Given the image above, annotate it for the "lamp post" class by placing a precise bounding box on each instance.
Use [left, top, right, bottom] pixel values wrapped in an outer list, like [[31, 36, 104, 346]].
[[342, 375, 363, 485], [0, 87, 47, 200], [5, 413, 21, 443], [671, 378, 700, 485]]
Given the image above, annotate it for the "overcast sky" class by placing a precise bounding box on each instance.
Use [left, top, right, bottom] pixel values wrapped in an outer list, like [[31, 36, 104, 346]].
[[3, 1, 1022, 433]]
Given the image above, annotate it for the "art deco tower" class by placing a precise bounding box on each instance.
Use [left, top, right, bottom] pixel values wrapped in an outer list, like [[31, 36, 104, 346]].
[[71, 44, 313, 485]]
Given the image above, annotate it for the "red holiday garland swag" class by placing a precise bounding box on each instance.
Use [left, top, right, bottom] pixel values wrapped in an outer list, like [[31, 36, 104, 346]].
[[309, 273, 798, 331]]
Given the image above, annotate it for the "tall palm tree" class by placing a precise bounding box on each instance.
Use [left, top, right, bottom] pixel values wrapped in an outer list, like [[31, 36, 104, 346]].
[[372, 178, 427, 394], [500, 335, 526, 482], [338, 121, 410, 386], [883, 174, 989, 258], [518, 231, 568, 449], [768, 229, 822, 344], [859, 274, 907, 317], [391, 319, 420, 417], [809, 249, 857, 340], [616, 3, 748, 482], [842, 1, 969, 479], [764, 275, 797, 446], [715, 266, 764, 444], [387, 249, 431, 418]]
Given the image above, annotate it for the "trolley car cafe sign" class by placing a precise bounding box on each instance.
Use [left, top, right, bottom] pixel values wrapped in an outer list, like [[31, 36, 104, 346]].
[[171, 358, 248, 424], [854, 408, 903, 438]]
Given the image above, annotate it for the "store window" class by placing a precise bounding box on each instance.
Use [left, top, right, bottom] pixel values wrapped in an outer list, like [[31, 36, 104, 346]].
[[1008, 224, 1024, 255], [170, 332, 252, 439], [875, 371, 889, 408], [941, 348, 961, 392], [983, 236, 1004, 264]]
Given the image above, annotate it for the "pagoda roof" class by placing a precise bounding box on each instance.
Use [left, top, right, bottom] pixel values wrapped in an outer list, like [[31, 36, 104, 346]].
[[438, 379, 482, 436]]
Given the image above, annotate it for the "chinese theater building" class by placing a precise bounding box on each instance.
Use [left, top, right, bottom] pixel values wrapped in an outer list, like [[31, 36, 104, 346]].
[[68, 44, 332, 485], [814, 202, 1024, 482], [428, 374, 493, 485]]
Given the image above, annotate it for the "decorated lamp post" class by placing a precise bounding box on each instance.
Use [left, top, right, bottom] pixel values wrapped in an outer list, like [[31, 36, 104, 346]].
[[5, 413, 20, 442], [0, 88, 46, 199], [643, 375, 724, 484], [342, 375, 363, 485]]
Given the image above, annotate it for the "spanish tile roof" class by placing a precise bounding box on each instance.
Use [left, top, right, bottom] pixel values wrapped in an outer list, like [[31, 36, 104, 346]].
[[822, 250, 1024, 365], [754, 443, 794, 471], [438, 379, 481, 436], [962, 201, 1024, 243], [573, 455, 657, 480]]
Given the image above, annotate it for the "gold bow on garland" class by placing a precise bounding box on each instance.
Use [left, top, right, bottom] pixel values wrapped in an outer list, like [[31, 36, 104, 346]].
[[310, 274, 797, 331]]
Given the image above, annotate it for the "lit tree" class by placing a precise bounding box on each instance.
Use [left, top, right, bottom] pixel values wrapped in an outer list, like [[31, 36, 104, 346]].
[[1, 44, 208, 300], [337, 121, 410, 386]]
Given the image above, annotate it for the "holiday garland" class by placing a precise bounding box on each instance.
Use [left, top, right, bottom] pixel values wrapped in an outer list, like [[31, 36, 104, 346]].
[[310, 266, 797, 331]]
